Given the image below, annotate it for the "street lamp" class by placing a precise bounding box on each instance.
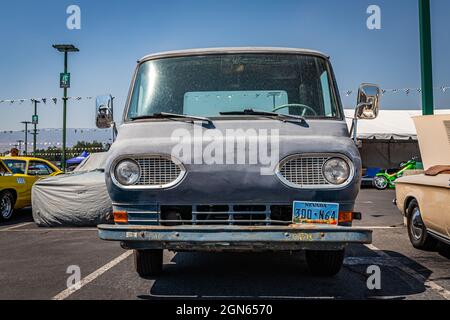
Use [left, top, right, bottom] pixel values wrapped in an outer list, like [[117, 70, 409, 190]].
[[20, 121, 32, 155], [52, 44, 79, 172], [31, 99, 40, 155]]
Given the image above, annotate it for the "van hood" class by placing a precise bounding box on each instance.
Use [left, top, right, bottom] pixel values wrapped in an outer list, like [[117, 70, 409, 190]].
[[105, 119, 361, 207]]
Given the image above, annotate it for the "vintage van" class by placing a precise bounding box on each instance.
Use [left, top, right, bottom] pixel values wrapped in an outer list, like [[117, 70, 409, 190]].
[[96, 48, 380, 277]]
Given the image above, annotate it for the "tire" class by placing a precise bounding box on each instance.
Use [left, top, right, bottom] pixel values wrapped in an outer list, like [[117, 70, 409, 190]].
[[0, 190, 15, 221], [134, 249, 163, 277], [305, 249, 345, 276], [407, 200, 438, 251], [373, 176, 389, 190]]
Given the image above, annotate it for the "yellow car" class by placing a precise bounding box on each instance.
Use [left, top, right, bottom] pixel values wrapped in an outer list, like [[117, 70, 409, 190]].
[[0, 157, 62, 220]]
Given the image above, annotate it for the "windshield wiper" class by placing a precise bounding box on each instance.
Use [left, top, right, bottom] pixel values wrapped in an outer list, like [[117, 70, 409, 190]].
[[131, 112, 213, 124], [220, 109, 307, 124]]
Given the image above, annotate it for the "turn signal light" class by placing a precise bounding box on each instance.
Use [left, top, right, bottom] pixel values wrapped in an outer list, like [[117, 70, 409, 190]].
[[338, 211, 353, 224], [113, 211, 128, 224]]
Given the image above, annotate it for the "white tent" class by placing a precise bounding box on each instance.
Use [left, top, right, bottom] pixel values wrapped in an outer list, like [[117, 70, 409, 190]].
[[344, 109, 450, 140]]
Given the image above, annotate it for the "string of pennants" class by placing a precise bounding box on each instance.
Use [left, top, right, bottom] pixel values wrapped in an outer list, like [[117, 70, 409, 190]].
[[1, 128, 105, 134], [344, 85, 450, 97], [0, 96, 95, 105], [5, 143, 104, 150]]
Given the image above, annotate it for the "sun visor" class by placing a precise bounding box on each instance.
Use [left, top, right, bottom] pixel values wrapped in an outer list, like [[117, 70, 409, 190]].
[[413, 114, 450, 169]]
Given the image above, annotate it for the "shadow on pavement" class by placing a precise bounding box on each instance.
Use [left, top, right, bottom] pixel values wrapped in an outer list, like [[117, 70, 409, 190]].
[[0, 208, 33, 227], [138, 245, 440, 300]]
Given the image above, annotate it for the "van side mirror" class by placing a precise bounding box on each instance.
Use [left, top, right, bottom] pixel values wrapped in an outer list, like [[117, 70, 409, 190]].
[[96, 95, 114, 129], [355, 83, 381, 120], [350, 83, 381, 144]]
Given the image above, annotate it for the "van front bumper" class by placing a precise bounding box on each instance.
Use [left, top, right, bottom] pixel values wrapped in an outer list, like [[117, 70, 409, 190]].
[[98, 224, 372, 251]]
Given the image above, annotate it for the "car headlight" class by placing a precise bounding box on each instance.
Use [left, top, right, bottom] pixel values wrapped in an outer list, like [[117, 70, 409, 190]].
[[114, 159, 140, 186], [322, 158, 351, 185]]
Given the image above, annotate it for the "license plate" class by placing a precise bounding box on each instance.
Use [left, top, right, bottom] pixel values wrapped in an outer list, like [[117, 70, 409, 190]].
[[293, 201, 339, 225]]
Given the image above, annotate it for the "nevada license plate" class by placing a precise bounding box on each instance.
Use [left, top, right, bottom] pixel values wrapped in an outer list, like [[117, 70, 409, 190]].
[[293, 201, 339, 225]]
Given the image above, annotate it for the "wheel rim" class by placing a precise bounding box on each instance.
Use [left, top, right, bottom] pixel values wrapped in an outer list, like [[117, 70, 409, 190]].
[[410, 207, 424, 240], [1, 194, 12, 219], [374, 177, 388, 189]]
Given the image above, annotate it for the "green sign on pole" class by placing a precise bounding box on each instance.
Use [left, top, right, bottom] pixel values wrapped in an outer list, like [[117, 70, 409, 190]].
[[60, 72, 71, 88], [32, 115, 38, 125]]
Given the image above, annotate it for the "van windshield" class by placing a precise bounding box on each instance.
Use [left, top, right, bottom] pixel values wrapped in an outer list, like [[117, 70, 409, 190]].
[[127, 54, 341, 120]]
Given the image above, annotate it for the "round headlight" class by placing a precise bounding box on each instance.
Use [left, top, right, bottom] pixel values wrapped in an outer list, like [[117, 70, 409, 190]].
[[322, 158, 350, 185], [114, 160, 140, 186]]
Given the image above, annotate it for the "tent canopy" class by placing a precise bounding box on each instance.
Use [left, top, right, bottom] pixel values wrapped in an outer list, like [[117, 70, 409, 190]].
[[66, 151, 89, 165], [344, 109, 450, 140]]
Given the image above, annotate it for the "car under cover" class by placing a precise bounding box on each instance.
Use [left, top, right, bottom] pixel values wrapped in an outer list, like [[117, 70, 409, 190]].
[[32, 153, 112, 227]]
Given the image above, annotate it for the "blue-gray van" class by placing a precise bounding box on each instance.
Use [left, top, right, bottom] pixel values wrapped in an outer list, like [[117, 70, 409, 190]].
[[96, 47, 381, 277]]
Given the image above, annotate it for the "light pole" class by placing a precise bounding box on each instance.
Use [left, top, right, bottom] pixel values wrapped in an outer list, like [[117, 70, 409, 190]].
[[31, 99, 40, 155], [20, 121, 31, 155], [52, 44, 79, 172], [418, 0, 434, 115]]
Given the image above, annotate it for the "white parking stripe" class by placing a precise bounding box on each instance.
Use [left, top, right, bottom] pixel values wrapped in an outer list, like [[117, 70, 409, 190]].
[[364, 244, 450, 300], [0, 222, 33, 231], [52, 250, 133, 300]]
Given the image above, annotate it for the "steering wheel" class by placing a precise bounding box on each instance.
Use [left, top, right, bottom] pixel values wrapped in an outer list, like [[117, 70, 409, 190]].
[[273, 104, 318, 117]]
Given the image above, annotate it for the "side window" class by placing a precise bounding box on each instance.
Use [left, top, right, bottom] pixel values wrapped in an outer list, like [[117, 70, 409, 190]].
[[320, 71, 333, 117], [4, 160, 26, 174], [28, 161, 54, 176]]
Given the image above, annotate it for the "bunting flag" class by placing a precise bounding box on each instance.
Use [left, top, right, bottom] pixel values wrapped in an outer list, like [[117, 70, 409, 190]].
[[1, 86, 450, 103], [342, 85, 450, 97], [6, 144, 104, 151], [0, 96, 112, 105], [2, 128, 101, 135]]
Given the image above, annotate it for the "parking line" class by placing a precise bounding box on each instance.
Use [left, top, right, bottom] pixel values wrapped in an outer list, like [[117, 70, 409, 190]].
[[0, 222, 33, 231], [52, 250, 133, 300], [365, 244, 450, 300]]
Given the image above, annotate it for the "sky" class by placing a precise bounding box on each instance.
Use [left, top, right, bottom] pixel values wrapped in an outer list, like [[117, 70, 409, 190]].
[[0, 0, 450, 131]]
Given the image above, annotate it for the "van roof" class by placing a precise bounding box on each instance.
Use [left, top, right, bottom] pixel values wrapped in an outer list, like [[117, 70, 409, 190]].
[[139, 47, 329, 63]]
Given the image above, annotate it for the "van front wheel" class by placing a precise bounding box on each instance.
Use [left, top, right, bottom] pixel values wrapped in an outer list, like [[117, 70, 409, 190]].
[[305, 249, 345, 276], [134, 249, 163, 277]]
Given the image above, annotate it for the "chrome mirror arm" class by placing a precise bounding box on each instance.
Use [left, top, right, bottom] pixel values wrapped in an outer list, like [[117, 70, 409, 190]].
[[350, 102, 372, 144]]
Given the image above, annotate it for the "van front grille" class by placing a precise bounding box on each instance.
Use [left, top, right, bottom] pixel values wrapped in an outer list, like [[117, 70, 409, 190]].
[[135, 156, 184, 187], [159, 205, 293, 226]]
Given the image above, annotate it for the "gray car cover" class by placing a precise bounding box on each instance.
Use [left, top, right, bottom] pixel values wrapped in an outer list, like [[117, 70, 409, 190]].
[[32, 153, 113, 227]]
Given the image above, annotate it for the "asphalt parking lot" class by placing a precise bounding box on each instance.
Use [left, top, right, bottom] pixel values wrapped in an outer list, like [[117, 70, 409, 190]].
[[0, 189, 449, 300]]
